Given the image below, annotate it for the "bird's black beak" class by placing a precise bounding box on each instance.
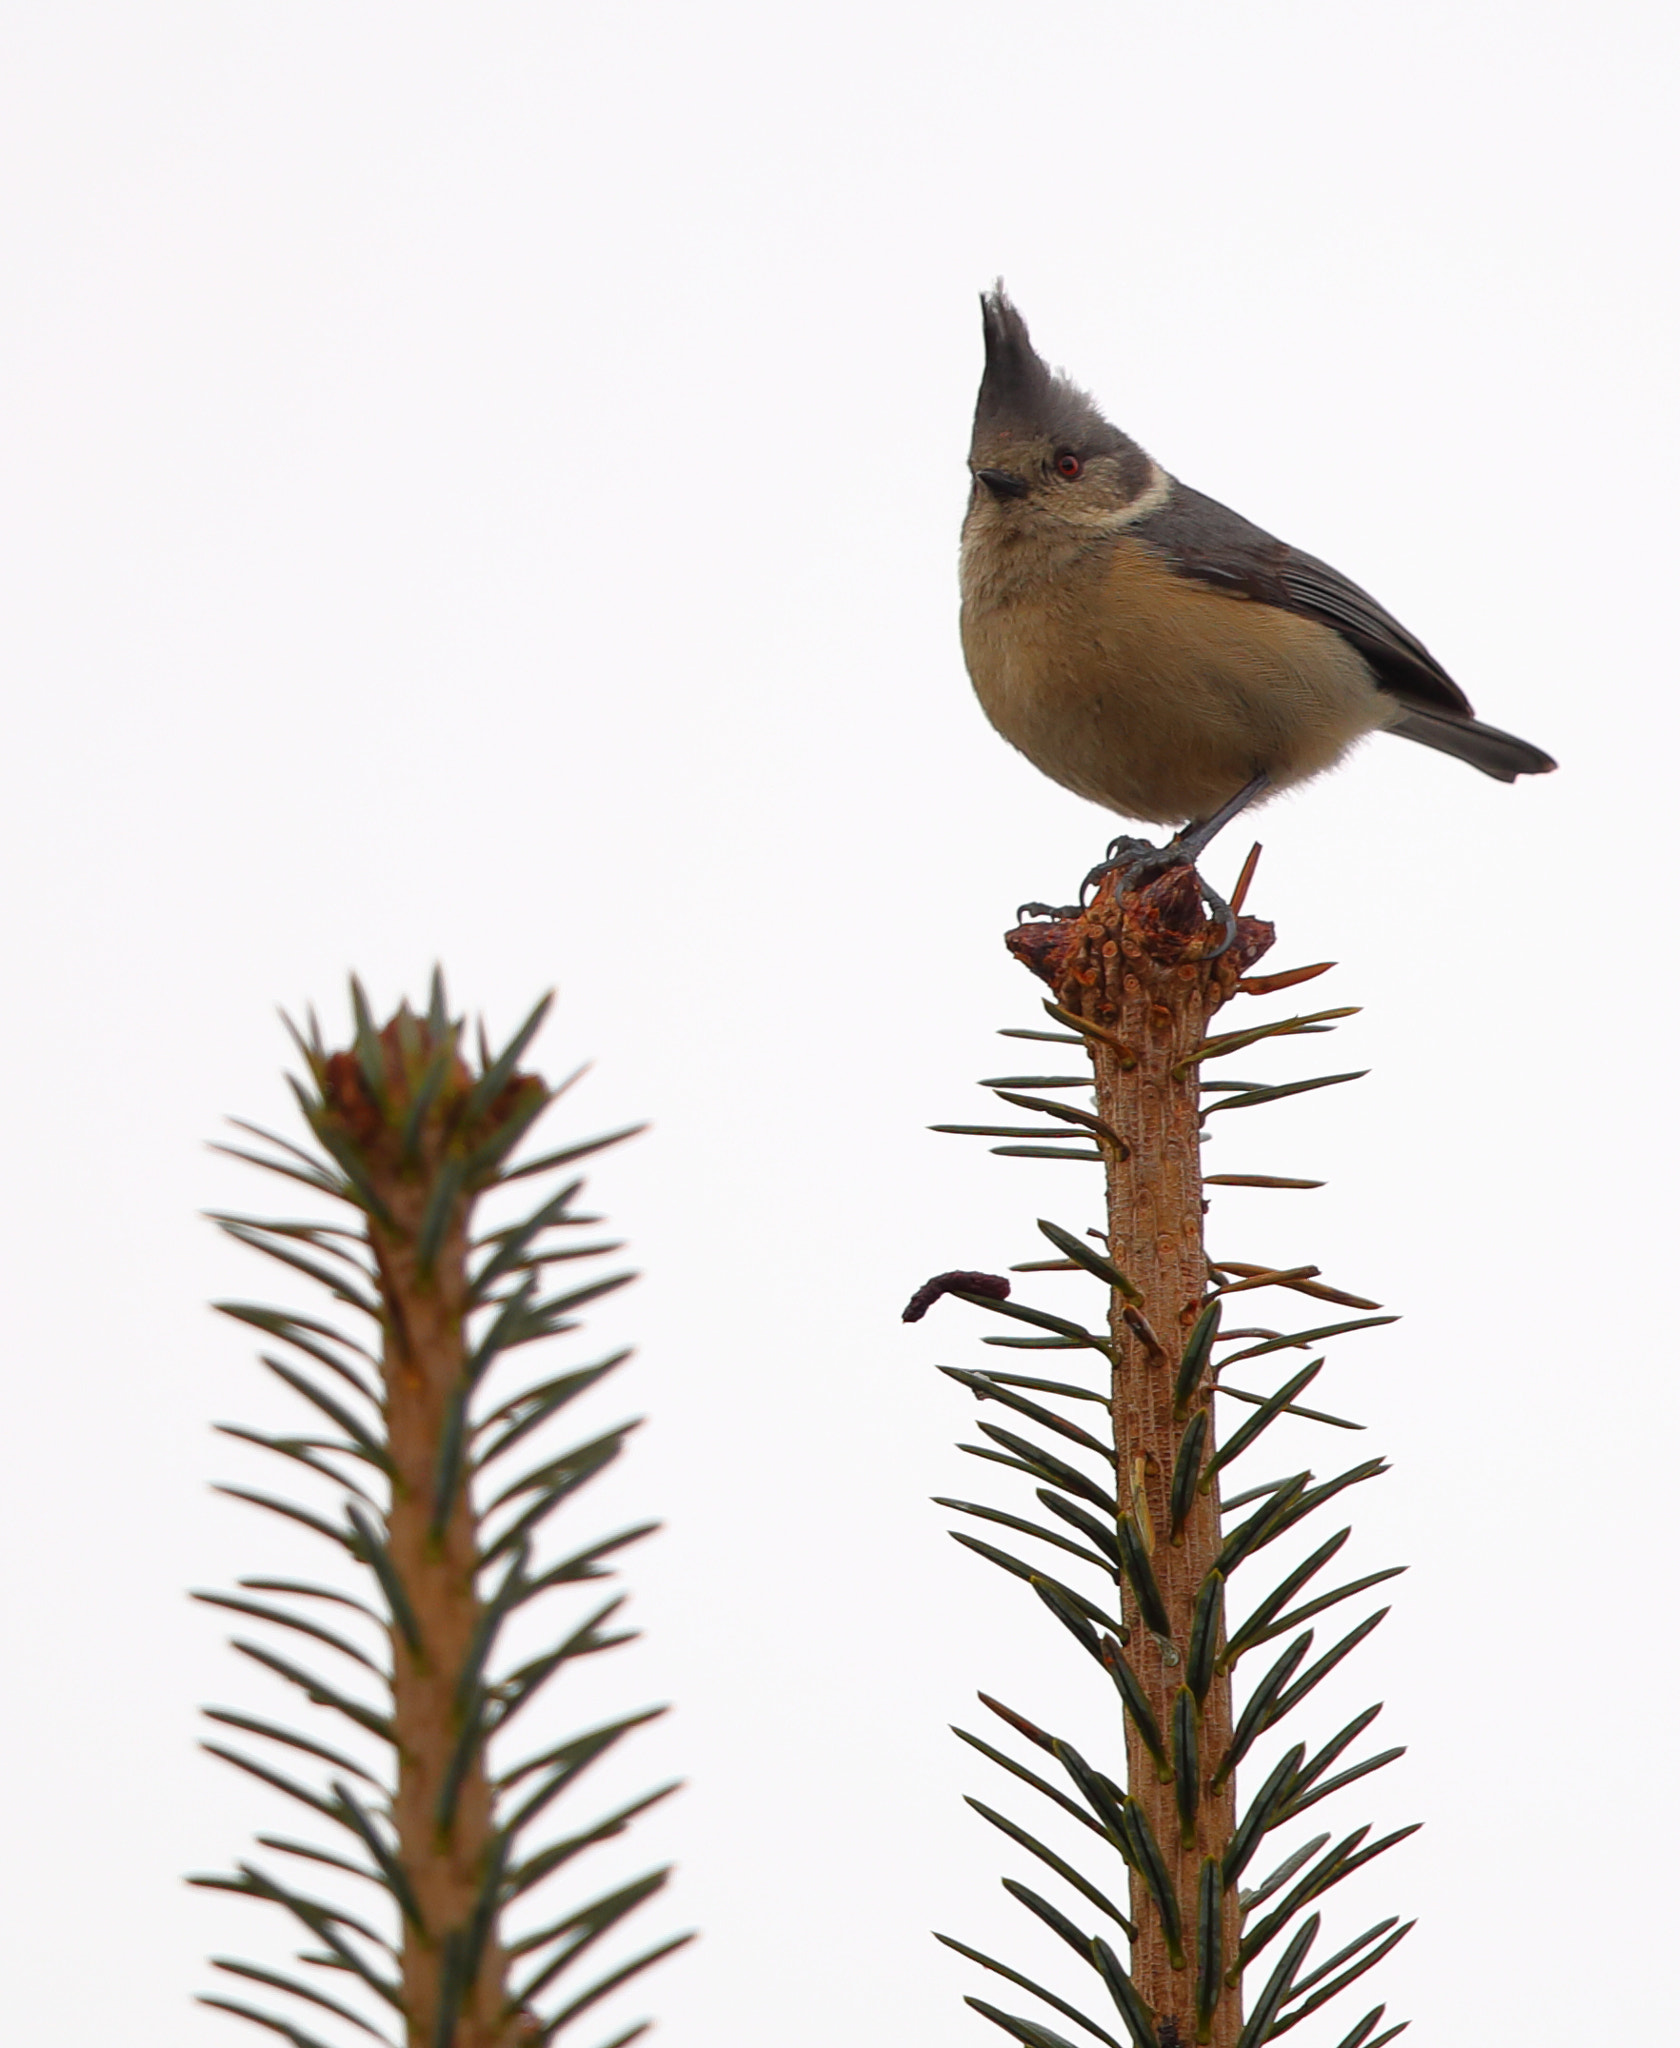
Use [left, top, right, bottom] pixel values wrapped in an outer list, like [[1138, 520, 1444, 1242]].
[[974, 467, 1029, 501]]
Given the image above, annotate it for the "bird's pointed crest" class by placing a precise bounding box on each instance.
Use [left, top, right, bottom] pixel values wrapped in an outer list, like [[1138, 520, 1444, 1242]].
[[972, 286, 1122, 457], [976, 288, 1055, 438]]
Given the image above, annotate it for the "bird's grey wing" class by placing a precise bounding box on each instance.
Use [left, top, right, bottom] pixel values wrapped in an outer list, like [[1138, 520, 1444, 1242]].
[[1133, 481, 1474, 718]]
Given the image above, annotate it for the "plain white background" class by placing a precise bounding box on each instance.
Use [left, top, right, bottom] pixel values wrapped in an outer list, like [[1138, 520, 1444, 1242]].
[[0, 3, 1673, 2041]]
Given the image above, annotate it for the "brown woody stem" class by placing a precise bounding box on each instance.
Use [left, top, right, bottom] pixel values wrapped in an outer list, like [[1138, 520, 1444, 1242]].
[[376, 1194, 516, 2048], [321, 1021, 541, 2048], [1008, 865, 1276, 2048]]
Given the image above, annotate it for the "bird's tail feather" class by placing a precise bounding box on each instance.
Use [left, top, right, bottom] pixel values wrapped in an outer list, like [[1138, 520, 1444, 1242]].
[[1388, 707, 1556, 782]]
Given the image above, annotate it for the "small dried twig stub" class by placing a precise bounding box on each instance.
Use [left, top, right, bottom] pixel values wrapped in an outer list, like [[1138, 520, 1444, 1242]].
[[926, 859, 1413, 2048], [194, 973, 690, 2048], [904, 1271, 1014, 1322]]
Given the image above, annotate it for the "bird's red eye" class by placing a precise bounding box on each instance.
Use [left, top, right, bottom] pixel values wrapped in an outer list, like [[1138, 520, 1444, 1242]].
[[1055, 452, 1083, 479]]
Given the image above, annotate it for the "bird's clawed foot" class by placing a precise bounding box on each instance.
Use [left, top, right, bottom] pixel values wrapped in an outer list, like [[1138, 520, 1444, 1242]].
[[1079, 832, 1180, 906], [1014, 837, 1180, 926], [1016, 853, 1238, 958], [1016, 774, 1269, 957], [1194, 875, 1239, 958], [1071, 836, 1239, 958]]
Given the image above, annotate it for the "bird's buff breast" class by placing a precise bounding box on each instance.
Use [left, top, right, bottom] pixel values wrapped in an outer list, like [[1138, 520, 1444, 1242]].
[[959, 531, 1390, 826]]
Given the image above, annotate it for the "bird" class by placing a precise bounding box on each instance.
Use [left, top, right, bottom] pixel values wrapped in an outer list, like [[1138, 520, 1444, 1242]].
[[959, 290, 1555, 890]]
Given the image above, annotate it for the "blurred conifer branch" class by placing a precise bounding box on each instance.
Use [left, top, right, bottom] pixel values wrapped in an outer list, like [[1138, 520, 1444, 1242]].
[[193, 975, 690, 2048], [919, 854, 1414, 2048]]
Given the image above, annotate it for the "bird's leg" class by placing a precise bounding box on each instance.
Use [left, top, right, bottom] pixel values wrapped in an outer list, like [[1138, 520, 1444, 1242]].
[[1017, 774, 1270, 937], [1080, 773, 1270, 901], [1070, 772, 1271, 954], [1169, 770, 1272, 868]]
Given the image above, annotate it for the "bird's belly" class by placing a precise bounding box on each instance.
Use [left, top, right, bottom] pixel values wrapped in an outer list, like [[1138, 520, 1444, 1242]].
[[960, 546, 1391, 826]]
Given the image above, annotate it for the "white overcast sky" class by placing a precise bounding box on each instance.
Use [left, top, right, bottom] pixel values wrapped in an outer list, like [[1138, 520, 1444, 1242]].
[[0, 4, 1675, 2043]]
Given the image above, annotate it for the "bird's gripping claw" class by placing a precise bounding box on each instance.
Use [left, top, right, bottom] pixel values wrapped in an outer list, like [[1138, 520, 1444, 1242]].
[[1017, 771, 1269, 957]]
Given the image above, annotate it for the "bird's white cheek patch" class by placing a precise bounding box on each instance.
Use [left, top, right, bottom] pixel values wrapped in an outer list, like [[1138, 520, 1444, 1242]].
[[1094, 463, 1173, 532]]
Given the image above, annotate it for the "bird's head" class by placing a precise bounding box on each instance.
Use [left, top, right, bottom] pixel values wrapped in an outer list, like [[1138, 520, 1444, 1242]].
[[967, 288, 1159, 532]]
